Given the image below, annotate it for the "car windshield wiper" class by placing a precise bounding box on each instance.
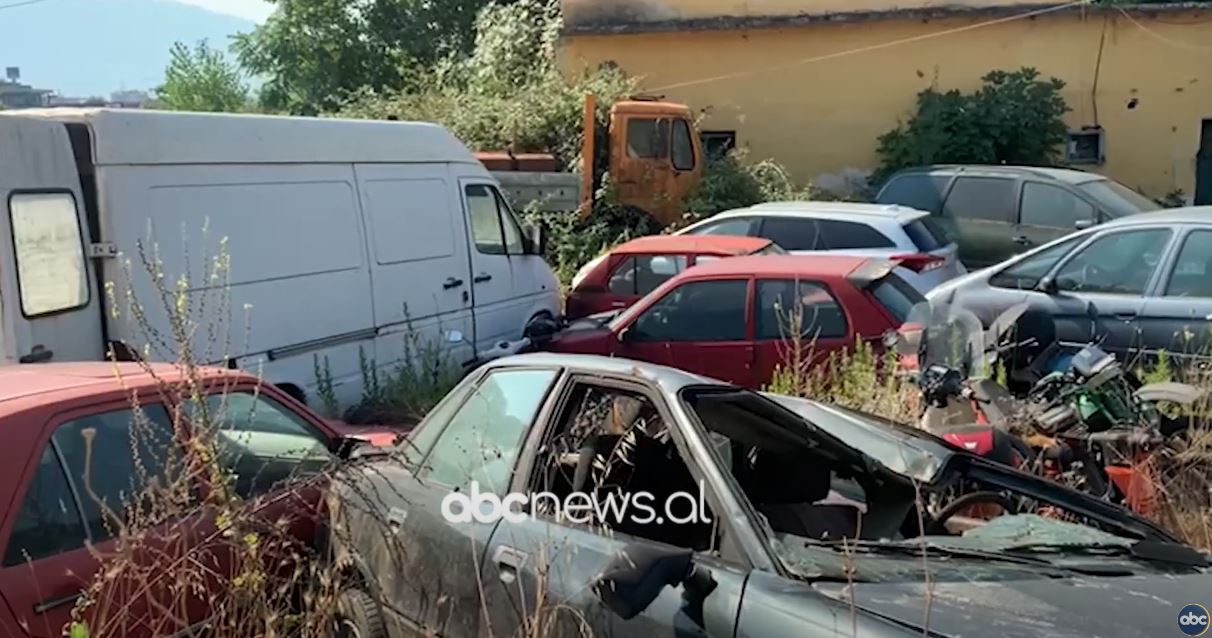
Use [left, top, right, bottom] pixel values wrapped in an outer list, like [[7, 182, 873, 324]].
[[1008, 540, 1210, 568], [804, 539, 1063, 570]]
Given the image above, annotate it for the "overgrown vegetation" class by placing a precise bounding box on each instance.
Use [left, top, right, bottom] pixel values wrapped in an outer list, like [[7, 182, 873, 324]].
[[156, 40, 250, 113], [874, 68, 1070, 184]]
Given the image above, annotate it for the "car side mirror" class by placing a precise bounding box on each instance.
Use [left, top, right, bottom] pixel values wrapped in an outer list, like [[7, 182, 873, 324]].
[[1037, 275, 1059, 295], [1074, 219, 1094, 230], [616, 325, 633, 343], [593, 543, 694, 620], [524, 223, 547, 256]]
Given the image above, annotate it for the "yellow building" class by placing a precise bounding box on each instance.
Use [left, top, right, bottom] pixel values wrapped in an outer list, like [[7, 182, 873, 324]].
[[560, 0, 1212, 202]]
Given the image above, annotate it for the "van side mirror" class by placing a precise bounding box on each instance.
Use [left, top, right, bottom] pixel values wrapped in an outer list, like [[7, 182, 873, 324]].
[[524, 223, 547, 256], [1074, 219, 1094, 230], [593, 543, 693, 620]]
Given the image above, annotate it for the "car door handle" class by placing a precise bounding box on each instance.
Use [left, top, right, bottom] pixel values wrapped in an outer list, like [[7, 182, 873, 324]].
[[474, 273, 493, 284], [493, 545, 528, 584], [1115, 312, 1138, 321], [33, 590, 82, 614], [1013, 236, 1033, 246], [610, 301, 626, 308], [443, 277, 464, 290], [386, 506, 408, 532], [19, 345, 53, 364]]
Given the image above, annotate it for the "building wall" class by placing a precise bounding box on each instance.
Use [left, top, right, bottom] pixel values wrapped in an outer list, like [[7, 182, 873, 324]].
[[563, 0, 1057, 29], [561, 8, 1212, 199]]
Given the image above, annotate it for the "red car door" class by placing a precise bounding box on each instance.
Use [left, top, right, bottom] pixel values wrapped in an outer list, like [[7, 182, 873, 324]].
[[0, 397, 199, 638], [614, 277, 757, 386], [750, 278, 854, 388]]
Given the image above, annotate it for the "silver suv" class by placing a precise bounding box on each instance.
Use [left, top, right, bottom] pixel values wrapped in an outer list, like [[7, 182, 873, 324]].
[[677, 201, 965, 293]]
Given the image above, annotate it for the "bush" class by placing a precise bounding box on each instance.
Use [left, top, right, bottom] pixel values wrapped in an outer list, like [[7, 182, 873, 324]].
[[339, 0, 636, 172], [875, 67, 1070, 184]]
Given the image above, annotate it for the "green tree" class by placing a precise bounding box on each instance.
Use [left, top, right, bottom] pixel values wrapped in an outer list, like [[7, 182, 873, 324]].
[[232, 0, 492, 114], [155, 40, 250, 113], [875, 67, 1069, 183]]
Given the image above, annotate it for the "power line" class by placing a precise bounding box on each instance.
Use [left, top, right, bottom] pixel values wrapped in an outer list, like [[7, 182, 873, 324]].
[[1116, 6, 1212, 51], [0, 0, 54, 10], [647, 0, 1092, 92]]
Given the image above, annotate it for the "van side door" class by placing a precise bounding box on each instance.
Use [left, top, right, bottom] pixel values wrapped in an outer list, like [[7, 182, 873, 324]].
[[1016, 181, 1098, 250], [0, 116, 104, 363], [459, 180, 530, 351], [941, 175, 1021, 268], [356, 164, 476, 371]]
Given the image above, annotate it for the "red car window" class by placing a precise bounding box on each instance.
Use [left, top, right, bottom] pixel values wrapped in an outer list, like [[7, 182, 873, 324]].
[[195, 391, 333, 499], [3, 445, 88, 566], [608, 255, 689, 296], [630, 279, 748, 342], [754, 280, 848, 341]]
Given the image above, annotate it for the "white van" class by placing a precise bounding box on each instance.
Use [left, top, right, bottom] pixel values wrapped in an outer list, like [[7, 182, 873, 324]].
[[0, 109, 561, 408]]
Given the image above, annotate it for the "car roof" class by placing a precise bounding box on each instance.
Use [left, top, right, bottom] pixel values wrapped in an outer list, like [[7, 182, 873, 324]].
[[715, 201, 928, 224], [611, 234, 771, 256], [893, 164, 1104, 185], [681, 254, 872, 279], [1098, 206, 1212, 228], [484, 352, 726, 390], [0, 363, 252, 411], [480, 354, 952, 485]]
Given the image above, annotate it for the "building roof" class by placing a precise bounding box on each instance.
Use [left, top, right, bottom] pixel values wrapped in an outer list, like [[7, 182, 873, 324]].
[[684, 254, 872, 279], [562, 2, 1208, 36], [611, 234, 772, 255], [0, 108, 478, 167]]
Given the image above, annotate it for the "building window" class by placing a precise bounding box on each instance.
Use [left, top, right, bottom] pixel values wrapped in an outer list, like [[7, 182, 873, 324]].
[[1066, 127, 1104, 165], [701, 131, 737, 160]]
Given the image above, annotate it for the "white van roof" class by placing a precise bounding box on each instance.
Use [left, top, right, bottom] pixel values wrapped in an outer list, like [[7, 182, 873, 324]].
[[1, 108, 479, 166]]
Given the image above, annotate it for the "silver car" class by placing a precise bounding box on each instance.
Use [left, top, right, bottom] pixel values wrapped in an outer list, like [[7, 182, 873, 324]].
[[677, 202, 966, 293]]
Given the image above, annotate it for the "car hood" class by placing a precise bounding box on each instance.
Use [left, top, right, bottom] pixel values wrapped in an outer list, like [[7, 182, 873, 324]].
[[813, 571, 1212, 638]]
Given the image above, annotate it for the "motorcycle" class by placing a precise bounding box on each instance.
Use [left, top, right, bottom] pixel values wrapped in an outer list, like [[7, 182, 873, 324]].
[[900, 301, 1205, 516], [897, 302, 1034, 469]]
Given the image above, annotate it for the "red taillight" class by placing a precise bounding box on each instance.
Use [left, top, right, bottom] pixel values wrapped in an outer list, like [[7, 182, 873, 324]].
[[892, 253, 945, 273]]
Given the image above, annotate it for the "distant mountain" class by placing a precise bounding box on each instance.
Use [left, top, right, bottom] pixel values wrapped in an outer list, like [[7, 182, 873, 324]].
[[0, 0, 254, 98]]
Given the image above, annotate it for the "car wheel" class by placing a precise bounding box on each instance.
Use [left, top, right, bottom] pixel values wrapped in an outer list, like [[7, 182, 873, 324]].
[[333, 588, 386, 638]]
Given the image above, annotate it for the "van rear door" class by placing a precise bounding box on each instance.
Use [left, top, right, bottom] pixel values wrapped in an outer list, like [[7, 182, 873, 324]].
[[0, 115, 104, 363]]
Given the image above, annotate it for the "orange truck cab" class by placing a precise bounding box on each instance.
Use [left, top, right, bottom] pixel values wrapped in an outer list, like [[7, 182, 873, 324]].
[[604, 98, 704, 226], [475, 96, 704, 227]]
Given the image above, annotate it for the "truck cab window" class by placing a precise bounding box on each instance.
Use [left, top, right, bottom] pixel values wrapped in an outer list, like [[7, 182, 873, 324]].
[[672, 120, 695, 171], [627, 118, 671, 159], [9, 192, 89, 317]]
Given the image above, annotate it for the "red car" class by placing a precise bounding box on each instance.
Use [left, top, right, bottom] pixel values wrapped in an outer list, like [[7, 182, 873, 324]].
[[565, 235, 784, 319], [544, 255, 923, 388], [0, 363, 390, 638]]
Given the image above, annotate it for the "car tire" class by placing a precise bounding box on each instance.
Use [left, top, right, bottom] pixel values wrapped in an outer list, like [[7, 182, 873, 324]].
[[333, 588, 386, 638]]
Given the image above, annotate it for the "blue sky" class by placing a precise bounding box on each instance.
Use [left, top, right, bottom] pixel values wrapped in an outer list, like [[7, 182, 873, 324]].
[[1, 0, 263, 95], [171, 0, 273, 22]]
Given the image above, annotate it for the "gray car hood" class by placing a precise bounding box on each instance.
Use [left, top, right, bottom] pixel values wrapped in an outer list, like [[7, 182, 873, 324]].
[[813, 571, 1212, 638]]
